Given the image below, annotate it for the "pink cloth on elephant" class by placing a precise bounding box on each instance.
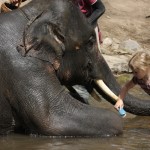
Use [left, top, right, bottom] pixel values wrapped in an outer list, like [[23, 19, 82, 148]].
[[77, 0, 97, 17], [77, 0, 103, 43]]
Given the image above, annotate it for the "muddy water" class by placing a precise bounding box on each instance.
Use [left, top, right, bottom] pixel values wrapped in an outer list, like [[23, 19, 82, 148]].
[[0, 75, 149, 150], [0, 117, 150, 150]]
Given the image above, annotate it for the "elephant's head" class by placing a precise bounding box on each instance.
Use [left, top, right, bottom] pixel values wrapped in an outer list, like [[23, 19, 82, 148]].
[[17, 0, 150, 116], [17, 0, 103, 86]]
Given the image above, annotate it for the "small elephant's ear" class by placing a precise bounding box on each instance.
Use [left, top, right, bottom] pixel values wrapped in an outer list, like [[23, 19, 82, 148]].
[[17, 12, 65, 64]]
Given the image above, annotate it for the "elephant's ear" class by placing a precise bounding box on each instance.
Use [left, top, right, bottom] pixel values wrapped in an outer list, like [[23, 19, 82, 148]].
[[17, 12, 65, 64]]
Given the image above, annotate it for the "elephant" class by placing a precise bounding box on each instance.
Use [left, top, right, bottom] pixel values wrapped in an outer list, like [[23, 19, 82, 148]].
[[0, 0, 149, 137]]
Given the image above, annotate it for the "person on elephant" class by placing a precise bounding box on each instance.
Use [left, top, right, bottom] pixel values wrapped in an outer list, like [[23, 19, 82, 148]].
[[72, 0, 105, 104], [73, 0, 105, 50], [114, 51, 150, 110]]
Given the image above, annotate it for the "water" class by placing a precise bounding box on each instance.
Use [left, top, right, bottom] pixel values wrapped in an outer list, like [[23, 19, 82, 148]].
[[0, 105, 149, 150], [0, 116, 149, 150], [0, 75, 149, 150]]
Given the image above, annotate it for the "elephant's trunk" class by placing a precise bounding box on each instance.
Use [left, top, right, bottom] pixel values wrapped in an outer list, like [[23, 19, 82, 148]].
[[94, 54, 150, 116]]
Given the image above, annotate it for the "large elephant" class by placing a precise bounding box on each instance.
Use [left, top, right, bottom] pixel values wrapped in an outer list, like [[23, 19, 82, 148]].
[[0, 0, 149, 137]]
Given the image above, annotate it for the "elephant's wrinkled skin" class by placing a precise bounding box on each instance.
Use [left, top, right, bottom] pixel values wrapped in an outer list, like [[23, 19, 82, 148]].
[[0, 0, 149, 137]]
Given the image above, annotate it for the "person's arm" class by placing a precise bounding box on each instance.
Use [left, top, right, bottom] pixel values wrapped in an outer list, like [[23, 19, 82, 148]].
[[114, 79, 135, 110], [88, 0, 105, 25]]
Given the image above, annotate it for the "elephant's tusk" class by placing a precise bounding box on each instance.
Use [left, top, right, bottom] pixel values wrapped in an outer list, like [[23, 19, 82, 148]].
[[95, 80, 119, 102]]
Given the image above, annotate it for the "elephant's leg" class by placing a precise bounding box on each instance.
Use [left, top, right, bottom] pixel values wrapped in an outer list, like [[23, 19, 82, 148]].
[[8, 63, 122, 136], [44, 90, 123, 137], [0, 92, 14, 135]]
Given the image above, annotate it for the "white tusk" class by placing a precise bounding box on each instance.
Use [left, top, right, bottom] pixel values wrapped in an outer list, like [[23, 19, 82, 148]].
[[95, 80, 119, 102], [94, 26, 101, 53]]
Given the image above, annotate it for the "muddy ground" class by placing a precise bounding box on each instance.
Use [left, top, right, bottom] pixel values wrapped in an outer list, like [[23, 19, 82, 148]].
[[99, 0, 150, 50]]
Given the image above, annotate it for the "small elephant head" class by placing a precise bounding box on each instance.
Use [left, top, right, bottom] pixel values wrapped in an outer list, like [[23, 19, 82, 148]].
[[17, 0, 102, 86]]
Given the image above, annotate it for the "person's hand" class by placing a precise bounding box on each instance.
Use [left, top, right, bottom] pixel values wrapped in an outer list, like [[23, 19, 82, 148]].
[[114, 98, 124, 110]]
